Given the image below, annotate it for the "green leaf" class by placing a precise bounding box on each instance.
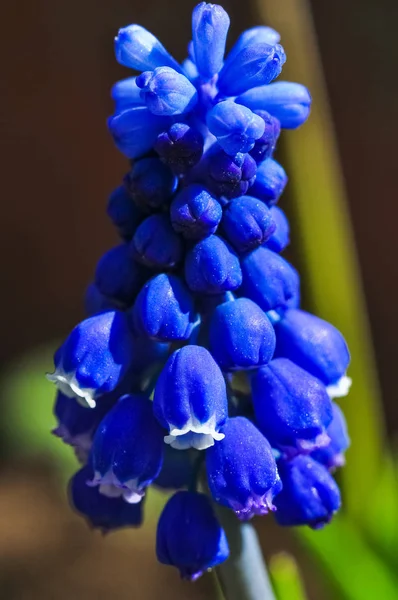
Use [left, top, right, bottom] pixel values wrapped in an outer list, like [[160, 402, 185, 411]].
[[269, 553, 308, 600]]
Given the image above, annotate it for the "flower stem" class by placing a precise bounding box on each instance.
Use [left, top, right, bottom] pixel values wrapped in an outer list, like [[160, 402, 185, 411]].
[[215, 507, 277, 600]]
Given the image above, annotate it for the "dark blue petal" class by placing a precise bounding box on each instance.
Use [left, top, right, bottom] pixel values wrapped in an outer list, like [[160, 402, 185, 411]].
[[311, 403, 350, 469], [220, 195, 276, 254], [274, 309, 350, 385], [115, 24, 182, 72], [154, 445, 195, 490], [218, 43, 286, 96], [170, 184, 222, 239], [124, 157, 177, 211], [239, 247, 300, 311], [153, 345, 228, 450], [69, 465, 143, 532], [249, 158, 287, 205], [275, 455, 341, 528], [90, 394, 164, 500], [53, 391, 114, 441], [95, 244, 148, 305], [237, 82, 311, 129], [191, 3, 230, 80], [251, 358, 333, 455], [249, 110, 281, 163], [108, 107, 170, 159], [199, 147, 257, 199], [137, 68, 198, 116], [131, 273, 197, 341], [155, 123, 204, 174], [209, 298, 276, 371], [206, 417, 282, 519], [265, 206, 290, 252], [227, 26, 280, 65], [84, 283, 125, 316], [156, 491, 229, 579], [111, 77, 143, 111], [106, 185, 145, 240], [185, 235, 242, 294], [206, 101, 265, 156], [130, 214, 184, 269]]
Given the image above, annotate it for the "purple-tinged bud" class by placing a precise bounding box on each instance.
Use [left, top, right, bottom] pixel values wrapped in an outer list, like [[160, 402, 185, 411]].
[[95, 244, 148, 305], [130, 214, 184, 270], [107, 185, 145, 240], [154, 345, 228, 450], [111, 77, 143, 111], [249, 158, 287, 205], [206, 417, 282, 519], [192, 3, 230, 80], [115, 24, 182, 73], [131, 273, 197, 342], [155, 123, 204, 174], [265, 206, 290, 252], [251, 358, 333, 456], [156, 491, 229, 580], [311, 403, 350, 470], [137, 68, 198, 116], [108, 106, 169, 159], [89, 394, 164, 503], [239, 247, 300, 312], [220, 195, 275, 254], [275, 455, 341, 528], [209, 298, 276, 371], [249, 110, 281, 163], [206, 101, 265, 156], [237, 81, 311, 129], [124, 157, 177, 212], [170, 184, 222, 239], [227, 26, 280, 64], [206, 148, 257, 199], [218, 43, 286, 96], [185, 235, 242, 294]]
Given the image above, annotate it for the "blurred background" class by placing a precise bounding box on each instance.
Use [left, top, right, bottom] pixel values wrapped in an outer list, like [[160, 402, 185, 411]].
[[1, 0, 397, 598]]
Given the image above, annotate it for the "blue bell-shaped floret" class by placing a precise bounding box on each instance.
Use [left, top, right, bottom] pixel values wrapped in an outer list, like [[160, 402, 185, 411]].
[[248, 110, 280, 163], [156, 491, 229, 580], [155, 123, 204, 174], [209, 298, 276, 371], [206, 101, 265, 156], [84, 283, 125, 316], [106, 185, 145, 240], [153, 345, 228, 450], [108, 106, 170, 159], [115, 24, 182, 72], [249, 158, 287, 205], [311, 403, 350, 470], [220, 195, 275, 254], [275, 455, 341, 528], [111, 77, 143, 111], [137, 68, 198, 116], [130, 214, 184, 270], [206, 417, 282, 519], [124, 157, 178, 212], [95, 243, 148, 305], [170, 184, 222, 240], [227, 26, 280, 65], [251, 358, 333, 455], [191, 2, 230, 80], [204, 147, 257, 199], [265, 206, 290, 252]]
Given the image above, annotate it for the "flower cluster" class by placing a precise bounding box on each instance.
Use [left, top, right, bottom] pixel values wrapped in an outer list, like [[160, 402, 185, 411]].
[[48, 3, 351, 581]]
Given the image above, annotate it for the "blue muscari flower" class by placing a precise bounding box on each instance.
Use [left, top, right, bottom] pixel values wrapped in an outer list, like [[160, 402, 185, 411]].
[[137, 67, 198, 116], [89, 394, 164, 503], [170, 184, 222, 239], [131, 273, 197, 341], [111, 77, 142, 112], [108, 106, 170, 159], [218, 42, 286, 96], [115, 24, 182, 73], [226, 26, 280, 65], [155, 123, 204, 174], [47, 311, 135, 408], [124, 157, 178, 212], [84, 282, 124, 316], [220, 195, 275, 254], [249, 110, 280, 163], [154, 445, 195, 490], [191, 3, 230, 80], [209, 298, 276, 371], [185, 235, 242, 294], [206, 417, 282, 519], [274, 309, 351, 387], [130, 214, 184, 270], [153, 345, 228, 450], [237, 81, 312, 129], [251, 358, 333, 455], [203, 147, 257, 199], [311, 402, 350, 470], [265, 206, 290, 252], [274, 455, 341, 528], [249, 158, 288, 205], [69, 465, 144, 532], [156, 491, 229, 580], [206, 100, 265, 155], [95, 243, 148, 305], [106, 185, 144, 240], [239, 246, 300, 311]]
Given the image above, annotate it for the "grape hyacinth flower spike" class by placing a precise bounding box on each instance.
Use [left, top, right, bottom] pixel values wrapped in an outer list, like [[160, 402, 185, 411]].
[[47, 2, 351, 588]]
